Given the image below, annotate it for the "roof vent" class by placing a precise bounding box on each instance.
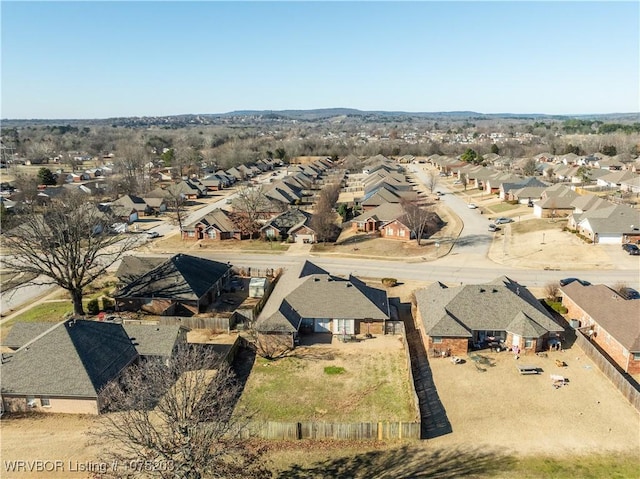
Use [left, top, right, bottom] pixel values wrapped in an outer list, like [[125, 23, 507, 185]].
[[492, 289, 498, 293], [479, 288, 485, 293], [314, 278, 320, 282], [346, 283, 352, 287]]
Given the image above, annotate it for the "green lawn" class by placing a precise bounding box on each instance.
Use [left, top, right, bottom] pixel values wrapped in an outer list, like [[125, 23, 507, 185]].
[[238, 343, 417, 423], [487, 202, 521, 213], [0, 300, 82, 342]]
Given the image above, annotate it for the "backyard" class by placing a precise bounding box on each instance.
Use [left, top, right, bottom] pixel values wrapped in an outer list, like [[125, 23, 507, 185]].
[[237, 335, 418, 423]]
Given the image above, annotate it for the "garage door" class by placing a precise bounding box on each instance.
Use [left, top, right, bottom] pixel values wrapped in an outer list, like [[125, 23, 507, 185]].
[[295, 234, 314, 243], [333, 319, 355, 335], [314, 319, 331, 333], [597, 234, 621, 244]]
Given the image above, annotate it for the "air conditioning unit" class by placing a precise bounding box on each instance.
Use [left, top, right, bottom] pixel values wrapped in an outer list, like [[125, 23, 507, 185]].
[[27, 399, 38, 408]]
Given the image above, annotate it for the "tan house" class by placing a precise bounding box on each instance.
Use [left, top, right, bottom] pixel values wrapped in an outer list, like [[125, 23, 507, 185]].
[[1, 320, 188, 414], [1, 320, 138, 414], [560, 283, 640, 374]]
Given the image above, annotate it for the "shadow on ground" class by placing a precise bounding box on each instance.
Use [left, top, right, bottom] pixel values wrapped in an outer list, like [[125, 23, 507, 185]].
[[277, 444, 511, 479]]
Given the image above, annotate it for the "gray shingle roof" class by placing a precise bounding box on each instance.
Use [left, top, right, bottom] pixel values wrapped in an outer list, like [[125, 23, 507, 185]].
[[115, 254, 231, 301], [2, 323, 54, 349], [1, 320, 138, 398], [122, 324, 186, 358], [415, 277, 563, 338], [115, 256, 166, 284], [255, 262, 389, 333]]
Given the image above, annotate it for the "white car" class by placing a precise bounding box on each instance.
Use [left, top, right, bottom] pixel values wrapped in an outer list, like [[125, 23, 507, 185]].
[[146, 231, 160, 239], [467, 203, 477, 209]]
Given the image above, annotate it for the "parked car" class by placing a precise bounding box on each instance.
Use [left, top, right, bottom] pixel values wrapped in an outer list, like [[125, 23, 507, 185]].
[[494, 217, 514, 225], [622, 243, 640, 255], [146, 231, 160, 239], [488, 224, 500, 232], [436, 191, 443, 196], [559, 277, 591, 287], [467, 203, 477, 209], [620, 287, 640, 300], [453, 180, 462, 185]]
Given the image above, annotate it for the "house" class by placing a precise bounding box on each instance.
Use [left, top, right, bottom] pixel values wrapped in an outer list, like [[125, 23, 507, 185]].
[[181, 209, 246, 241], [261, 209, 316, 242], [114, 254, 232, 316], [166, 180, 203, 201], [255, 261, 390, 349], [351, 202, 405, 233], [1, 320, 189, 413], [414, 277, 564, 356], [115, 256, 166, 286], [533, 184, 579, 218], [1, 319, 138, 414], [111, 194, 149, 216], [500, 177, 548, 201], [570, 204, 640, 244], [560, 283, 640, 374]]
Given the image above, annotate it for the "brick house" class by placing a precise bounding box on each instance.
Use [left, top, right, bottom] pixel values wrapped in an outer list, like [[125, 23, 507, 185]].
[[114, 254, 232, 316], [560, 283, 640, 374], [255, 261, 390, 349], [181, 209, 246, 241], [379, 218, 412, 240], [414, 277, 564, 357]]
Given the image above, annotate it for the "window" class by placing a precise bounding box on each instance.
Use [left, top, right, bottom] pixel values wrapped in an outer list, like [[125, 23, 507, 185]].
[[187, 231, 195, 238], [40, 397, 51, 407], [633, 353, 640, 361], [208, 230, 216, 239], [433, 337, 443, 344], [524, 338, 534, 348], [386, 228, 394, 235], [399, 229, 406, 237]]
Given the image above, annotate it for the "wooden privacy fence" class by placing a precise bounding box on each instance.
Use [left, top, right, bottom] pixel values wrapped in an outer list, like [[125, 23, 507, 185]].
[[400, 326, 421, 421], [575, 331, 640, 412], [237, 421, 420, 440], [156, 315, 234, 332]]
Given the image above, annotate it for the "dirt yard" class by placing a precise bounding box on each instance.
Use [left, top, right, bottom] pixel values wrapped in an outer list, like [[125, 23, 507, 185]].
[[424, 341, 640, 456]]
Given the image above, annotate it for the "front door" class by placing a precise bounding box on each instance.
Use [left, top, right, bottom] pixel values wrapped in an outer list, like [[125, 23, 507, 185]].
[[512, 334, 520, 348]]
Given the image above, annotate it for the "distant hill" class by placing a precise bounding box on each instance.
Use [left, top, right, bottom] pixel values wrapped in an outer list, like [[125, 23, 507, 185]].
[[2, 109, 638, 127]]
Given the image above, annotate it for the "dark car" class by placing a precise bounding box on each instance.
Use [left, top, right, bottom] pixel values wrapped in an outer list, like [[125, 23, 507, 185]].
[[621, 288, 640, 300], [559, 278, 591, 287], [622, 243, 640, 255]]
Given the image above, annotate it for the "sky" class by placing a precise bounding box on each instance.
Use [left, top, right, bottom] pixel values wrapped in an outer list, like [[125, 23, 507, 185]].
[[1, 1, 639, 119]]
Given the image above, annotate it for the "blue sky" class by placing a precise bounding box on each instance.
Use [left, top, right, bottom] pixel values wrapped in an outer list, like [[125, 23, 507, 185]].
[[2, 1, 638, 119]]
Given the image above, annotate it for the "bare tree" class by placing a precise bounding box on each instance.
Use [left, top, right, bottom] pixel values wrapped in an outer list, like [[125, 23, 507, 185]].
[[424, 169, 440, 194], [544, 282, 560, 301], [164, 186, 188, 234], [311, 183, 341, 242], [232, 185, 271, 234], [92, 343, 270, 479], [400, 199, 439, 246], [522, 158, 538, 176], [1, 192, 139, 315]]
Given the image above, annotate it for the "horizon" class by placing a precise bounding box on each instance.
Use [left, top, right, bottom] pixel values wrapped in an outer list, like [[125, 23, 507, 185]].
[[2, 107, 640, 123], [2, 2, 639, 119]]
